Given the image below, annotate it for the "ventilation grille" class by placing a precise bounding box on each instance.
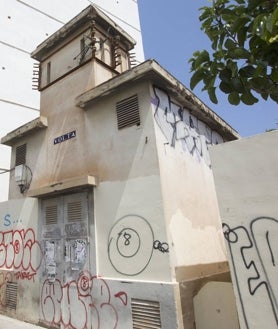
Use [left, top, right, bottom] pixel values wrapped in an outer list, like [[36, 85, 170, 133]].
[[116, 95, 140, 129], [15, 144, 26, 166], [67, 201, 82, 222], [45, 205, 58, 225], [131, 299, 162, 329], [5, 282, 18, 311]]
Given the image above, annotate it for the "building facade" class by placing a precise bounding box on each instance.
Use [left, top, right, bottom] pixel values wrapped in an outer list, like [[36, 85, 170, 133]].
[[0, 5, 240, 329], [0, 0, 143, 202], [210, 131, 278, 329]]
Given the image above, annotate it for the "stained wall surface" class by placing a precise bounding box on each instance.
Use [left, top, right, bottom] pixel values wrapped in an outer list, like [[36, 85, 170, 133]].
[[210, 131, 278, 329], [0, 0, 144, 202], [151, 85, 227, 277], [194, 282, 239, 329], [0, 198, 40, 322]]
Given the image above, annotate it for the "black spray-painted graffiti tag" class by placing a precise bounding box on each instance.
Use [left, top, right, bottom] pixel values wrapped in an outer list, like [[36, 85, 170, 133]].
[[223, 217, 278, 328], [152, 86, 224, 167], [108, 215, 169, 276]]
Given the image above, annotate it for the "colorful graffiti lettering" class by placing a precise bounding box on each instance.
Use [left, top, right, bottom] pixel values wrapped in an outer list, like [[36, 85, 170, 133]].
[[0, 229, 43, 278], [41, 270, 128, 329]]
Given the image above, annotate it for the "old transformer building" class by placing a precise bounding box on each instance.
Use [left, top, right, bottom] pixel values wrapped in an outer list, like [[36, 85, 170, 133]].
[[0, 5, 240, 329]]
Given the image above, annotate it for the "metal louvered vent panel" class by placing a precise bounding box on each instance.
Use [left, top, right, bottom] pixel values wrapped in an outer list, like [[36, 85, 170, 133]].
[[131, 299, 162, 329], [67, 201, 83, 222], [5, 282, 18, 311], [45, 205, 58, 225], [15, 144, 26, 166], [116, 95, 140, 129]]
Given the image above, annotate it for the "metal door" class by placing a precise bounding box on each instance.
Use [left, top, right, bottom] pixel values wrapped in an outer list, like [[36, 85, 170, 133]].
[[40, 192, 90, 328]]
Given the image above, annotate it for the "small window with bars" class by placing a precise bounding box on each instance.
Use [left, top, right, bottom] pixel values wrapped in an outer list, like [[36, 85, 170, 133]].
[[15, 143, 26, 166], [116, 94, 140, 130]]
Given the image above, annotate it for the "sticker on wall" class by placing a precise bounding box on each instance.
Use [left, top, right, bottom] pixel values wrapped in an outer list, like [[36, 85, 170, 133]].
[[54, 130, 76, 145]]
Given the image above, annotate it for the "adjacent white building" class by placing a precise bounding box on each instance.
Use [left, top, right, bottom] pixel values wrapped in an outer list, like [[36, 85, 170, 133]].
[[0, 0, 144, 201]]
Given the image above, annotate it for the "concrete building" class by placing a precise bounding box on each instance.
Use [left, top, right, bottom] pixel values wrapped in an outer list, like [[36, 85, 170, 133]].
[[0, 5, 240, 329], [210, 131, 278, 329], [0, 0, 143, 202]]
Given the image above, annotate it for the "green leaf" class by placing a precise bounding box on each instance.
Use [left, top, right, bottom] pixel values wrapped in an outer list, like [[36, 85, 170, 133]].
[[270, 93, 278, 103], [250, 77, 270, 91], [248, 0, 263, 11], [219, 81, 234, 93], [231, 17, 250, 34], [190, 69, 205, 90], [228, 91, 240, 105], [239, 65, 256, 78], [208, 87, 218, 104], [230, 47, 250, 59], [224, 38, 237, 50], [219, 68, 232, 82], [194, 50, 210, 68], [237, 27, 248, 47], [241, 92, 259, 105], [261, 92, 269, 100], [231, 77, 244, 92], [270, 68, 278, 82]]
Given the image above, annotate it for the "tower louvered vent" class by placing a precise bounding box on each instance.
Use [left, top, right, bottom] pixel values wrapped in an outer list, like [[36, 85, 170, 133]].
[[15, 144, 26, 166], [5, 282, 18, 311], [131, 299, 162, 329], [116, 95, 140, 129]]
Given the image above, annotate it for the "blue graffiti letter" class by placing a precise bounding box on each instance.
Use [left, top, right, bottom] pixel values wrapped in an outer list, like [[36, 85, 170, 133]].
[[4, 214, 11, 227]]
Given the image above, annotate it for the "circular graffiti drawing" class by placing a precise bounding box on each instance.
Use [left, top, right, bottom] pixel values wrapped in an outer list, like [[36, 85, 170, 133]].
[[108, 215, 154, 276]]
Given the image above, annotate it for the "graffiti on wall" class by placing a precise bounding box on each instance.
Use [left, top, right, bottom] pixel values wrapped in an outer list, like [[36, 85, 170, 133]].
[[108, 215, 169, 276], [41, 270, 128, 329], [152, 86, 224, 166], [223, 217, 278, 328], [0, 228, 43, 281]]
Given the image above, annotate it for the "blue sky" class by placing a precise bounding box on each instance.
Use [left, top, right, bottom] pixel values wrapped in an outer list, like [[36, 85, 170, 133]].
[[138, 0, 278, 137]]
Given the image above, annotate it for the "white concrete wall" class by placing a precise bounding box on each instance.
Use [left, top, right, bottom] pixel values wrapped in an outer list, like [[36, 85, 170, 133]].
[[0, 198, 40, 322], [151, 86, 227, 278], [194, 282, 239, 329], [85, 82, 172, 282], [210, 131, 278, 329], [0, 0, 144, 202]]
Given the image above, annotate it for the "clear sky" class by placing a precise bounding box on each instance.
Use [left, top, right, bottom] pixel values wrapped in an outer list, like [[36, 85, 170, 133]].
[[138, 0, 278, 137]]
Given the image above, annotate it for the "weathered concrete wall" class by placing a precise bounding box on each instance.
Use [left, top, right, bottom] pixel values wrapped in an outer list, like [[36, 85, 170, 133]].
[[194, 281, 239, 329], [0, 0, 144, 202], [85, 82, 171, 282], [0, 198, 41, 322], [151, 86, 227, 278], [210, 130, 278, 329]]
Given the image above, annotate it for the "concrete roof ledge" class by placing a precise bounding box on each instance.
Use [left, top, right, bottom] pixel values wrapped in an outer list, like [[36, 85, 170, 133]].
[[1, 116, 48, 146], [28, 175, 97, 197], [76, 59, 240, 141]]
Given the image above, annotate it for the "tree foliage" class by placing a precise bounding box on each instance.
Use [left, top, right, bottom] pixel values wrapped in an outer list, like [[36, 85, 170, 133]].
[[189, 0, 278, 105]]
